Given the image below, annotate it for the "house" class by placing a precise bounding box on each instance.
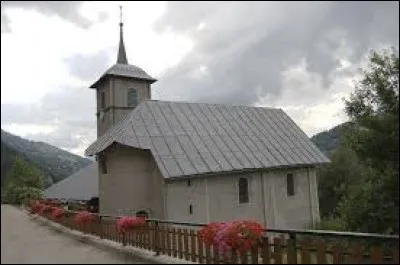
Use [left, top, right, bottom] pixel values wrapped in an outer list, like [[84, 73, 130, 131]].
[[44, 163, 98, 202], [84, 18, 330, 229]]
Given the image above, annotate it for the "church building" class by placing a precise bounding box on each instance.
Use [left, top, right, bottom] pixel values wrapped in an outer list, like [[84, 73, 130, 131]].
[[84, 15, 329, 229]]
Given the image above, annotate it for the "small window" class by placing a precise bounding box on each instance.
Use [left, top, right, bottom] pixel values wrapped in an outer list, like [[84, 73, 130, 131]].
[[189, 204, 193, 215], [100, 91, 106, 110], [287, 173, 294, 196], [100, 157, 107, 174], [238, 177, 249, 204], [127, 88, 139, 108], [187, 180, 191, 187]]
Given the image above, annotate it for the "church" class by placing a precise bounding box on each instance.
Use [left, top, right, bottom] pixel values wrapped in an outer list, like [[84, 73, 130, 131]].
[[84, 17, 329, 229]]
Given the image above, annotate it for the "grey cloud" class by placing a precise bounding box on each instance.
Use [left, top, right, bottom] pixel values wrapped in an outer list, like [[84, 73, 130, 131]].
[[152, 1, 399, 107], [1, 1, 92, 33], [1, 85, 96, 152], [64, 51, 112, 82]]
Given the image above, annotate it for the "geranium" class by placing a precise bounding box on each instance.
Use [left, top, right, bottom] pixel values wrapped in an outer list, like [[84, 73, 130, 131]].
[[73, 211, 97, 226], [199, 220, 264, 256], [29, 201, 44, 215], [199, 222, 224, 246], [39, 204, 54, 216], [116, 216, 147, 234], [51, 207, 66, 221]]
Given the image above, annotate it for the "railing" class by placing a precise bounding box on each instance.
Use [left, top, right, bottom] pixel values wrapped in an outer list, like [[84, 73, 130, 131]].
[[37, 210, 399, 264]]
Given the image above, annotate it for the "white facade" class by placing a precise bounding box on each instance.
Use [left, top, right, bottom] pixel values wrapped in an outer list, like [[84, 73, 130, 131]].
[[164, 167, 320, 229]]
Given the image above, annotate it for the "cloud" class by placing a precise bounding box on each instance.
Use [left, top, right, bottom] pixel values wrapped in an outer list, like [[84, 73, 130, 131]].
[[1, 1, 399, 157], [153, 2, 398, 103], [1, 1, 92, 33]]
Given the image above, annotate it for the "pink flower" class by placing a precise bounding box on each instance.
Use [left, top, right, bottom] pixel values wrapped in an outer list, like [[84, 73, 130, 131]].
[[116, 216, 146, 234]]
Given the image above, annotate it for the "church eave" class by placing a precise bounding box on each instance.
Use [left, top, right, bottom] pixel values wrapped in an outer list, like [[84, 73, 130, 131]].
[[89, 73, 157, 89]]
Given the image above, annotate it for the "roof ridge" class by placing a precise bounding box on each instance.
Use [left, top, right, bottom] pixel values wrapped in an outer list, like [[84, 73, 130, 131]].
[[144, 99, 281, 110]]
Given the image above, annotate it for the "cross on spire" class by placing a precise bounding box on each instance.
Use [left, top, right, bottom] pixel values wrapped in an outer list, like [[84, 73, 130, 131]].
[[117, 5, 128, 64]]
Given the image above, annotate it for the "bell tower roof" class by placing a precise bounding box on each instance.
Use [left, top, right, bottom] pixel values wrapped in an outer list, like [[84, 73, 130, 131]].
[[89, 6, 156, 89]]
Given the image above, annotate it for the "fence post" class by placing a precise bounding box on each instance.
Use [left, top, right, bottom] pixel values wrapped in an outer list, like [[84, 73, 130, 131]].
[[154, 220, 160, 256], [287, 232, 297, 264], [122, 232, 126, 246], [99, 215, 104, 239]]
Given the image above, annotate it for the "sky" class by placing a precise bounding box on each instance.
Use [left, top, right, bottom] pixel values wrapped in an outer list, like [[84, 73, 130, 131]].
[[1, 1, 399, 158]]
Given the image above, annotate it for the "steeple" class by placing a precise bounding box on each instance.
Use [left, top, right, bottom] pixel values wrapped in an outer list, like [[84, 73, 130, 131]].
[[117, 5, 128, 64]]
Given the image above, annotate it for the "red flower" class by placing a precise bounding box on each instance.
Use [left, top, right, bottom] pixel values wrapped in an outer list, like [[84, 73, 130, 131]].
[[199, 220, 264, 255], [116, 216, 146, 234], [51, 207, 66, 221], [40, 205, 54, 216], [73, 211, 97, 226]]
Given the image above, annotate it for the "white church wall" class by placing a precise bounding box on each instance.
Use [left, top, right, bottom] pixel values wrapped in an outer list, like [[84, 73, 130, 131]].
[[165, 167, 320, 229]]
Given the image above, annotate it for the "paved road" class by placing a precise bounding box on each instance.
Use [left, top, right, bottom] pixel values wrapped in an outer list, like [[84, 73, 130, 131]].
[[1, 205, 148, 264]]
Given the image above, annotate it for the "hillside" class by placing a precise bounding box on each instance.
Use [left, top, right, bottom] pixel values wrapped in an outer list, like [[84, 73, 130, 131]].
[[1, 129, 92, 188], [310, 122, 353, 155]]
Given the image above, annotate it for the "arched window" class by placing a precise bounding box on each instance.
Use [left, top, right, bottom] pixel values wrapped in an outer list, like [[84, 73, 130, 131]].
[[238, 177, 249, 204], [127, 88, 139, 108]]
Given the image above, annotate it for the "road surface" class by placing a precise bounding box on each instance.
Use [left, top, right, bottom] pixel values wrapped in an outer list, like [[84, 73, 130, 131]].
[[1, 205, 149, 264]]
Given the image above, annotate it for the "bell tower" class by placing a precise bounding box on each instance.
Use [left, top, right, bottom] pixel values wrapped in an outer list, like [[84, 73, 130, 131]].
[[89, 6, 157, 138]]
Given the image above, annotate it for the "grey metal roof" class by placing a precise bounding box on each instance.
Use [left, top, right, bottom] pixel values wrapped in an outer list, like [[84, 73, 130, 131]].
[[44, 163, 98, 200], [85, 101, 330, 178], [90, 64, 157, 88]]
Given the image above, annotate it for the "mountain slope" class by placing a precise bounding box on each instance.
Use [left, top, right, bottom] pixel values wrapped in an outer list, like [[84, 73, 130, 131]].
[[1, 129, 92, 188], [311, 122, 353, 155]]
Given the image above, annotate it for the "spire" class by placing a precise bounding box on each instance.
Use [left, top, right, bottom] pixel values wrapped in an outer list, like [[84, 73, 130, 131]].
[[117, 5, 128, 64]]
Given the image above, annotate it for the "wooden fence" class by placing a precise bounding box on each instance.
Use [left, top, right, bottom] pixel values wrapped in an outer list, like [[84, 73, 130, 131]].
[[41, 211, 399, 264]]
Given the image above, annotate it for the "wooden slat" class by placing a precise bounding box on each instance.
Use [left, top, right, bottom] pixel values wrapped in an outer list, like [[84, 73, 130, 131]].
[[316, 239, 327, 264], [261, 237, 271, 264], [231, 249, 239, 264], [177, 228, 183, 259], [393, 244, 399, 264], [190, 230, 197, 262], [251, 246, 259, 264], [144, 226, 148, 249], [240, 251, 248, 264], [273, 237, 282, 264], [349, 244, 364, 264], [166, 227, 172, 256], [183, 229, 190, 261], [197, 232, 204, 264], [331, 243, 343, 264], [286, 238, 297, 264], [140, 226, 144, 248], [300, 240, 311, 264], [205, 244, 212, 264], [160, 226, 166, 254], [213, 245, 220, 264], [172, 228, 178, 258], [371, 246, 383, 263], [147, 225, 151, 250]]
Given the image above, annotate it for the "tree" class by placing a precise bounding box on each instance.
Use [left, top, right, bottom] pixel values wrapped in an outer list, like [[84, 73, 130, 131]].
[[317, 146, 364, 219], [340, 47, 399, 234], [1, 157, 44, 205]]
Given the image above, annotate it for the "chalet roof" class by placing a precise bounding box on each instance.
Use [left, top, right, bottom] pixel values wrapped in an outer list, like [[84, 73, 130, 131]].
[[85, 100, 330, 178], [44, 163, 98, 201]]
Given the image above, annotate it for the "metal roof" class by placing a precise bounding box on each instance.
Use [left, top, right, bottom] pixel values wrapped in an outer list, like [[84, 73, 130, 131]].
[[85, 100, 330, 178], [90, 64, 157, 88], [44, 163, 98, 201]]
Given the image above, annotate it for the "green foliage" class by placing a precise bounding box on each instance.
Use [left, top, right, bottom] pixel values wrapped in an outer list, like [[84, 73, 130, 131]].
[[317, 147, 364, 218], [318, 47, 399, 234], [1, 157, 44, 205], [315, 217, 347, 232]]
